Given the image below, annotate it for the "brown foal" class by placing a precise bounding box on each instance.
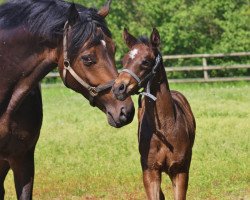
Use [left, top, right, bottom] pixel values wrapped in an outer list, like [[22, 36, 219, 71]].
[[113, 28, 196, 200]]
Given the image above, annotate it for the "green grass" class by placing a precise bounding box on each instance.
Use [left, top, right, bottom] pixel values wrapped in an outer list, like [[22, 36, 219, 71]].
[[4, 82, 250, 200]]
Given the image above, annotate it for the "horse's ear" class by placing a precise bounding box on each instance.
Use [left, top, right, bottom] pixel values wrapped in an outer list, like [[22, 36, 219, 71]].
[[98, 0, 112, 18], [123, 28, 138, 49], [150, 28, 160, 48], [68, 3, 79, 26]]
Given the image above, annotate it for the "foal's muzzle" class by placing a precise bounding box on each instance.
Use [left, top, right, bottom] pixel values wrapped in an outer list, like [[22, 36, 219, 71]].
[[112, 82, 128, 101]]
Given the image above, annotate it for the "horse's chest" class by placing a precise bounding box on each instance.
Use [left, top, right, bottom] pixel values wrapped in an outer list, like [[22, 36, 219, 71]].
[[3, 90, 42, 158], [0, 130, 34, 157]]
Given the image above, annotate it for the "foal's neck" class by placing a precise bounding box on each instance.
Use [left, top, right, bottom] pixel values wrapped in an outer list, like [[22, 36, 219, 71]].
[[144, 60, 175, 133]]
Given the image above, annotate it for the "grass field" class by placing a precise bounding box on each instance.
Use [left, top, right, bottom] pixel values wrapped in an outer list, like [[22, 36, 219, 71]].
[[4, 82, 250, 200]]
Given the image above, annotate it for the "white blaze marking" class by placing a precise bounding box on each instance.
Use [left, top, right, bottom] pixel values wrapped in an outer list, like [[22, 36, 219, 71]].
[[101, 40, 106, 48], [129, 48, 138, 59]]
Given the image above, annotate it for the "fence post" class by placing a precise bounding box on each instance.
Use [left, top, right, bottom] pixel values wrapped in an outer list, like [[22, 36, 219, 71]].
[[202, 57, 209, 81]]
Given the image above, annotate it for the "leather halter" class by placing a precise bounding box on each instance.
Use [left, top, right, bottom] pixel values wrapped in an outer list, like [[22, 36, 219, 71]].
[[62, 21, 114, 106], [121, 54, 162, 101]]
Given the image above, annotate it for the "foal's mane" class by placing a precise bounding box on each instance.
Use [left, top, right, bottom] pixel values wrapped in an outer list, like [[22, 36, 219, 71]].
[[137, 36, 150, 46], [0, 0, 111, 56]]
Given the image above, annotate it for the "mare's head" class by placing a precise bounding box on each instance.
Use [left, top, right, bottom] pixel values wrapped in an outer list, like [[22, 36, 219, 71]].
[[58, 1, 134, 127], [113, 28, 161, 101]]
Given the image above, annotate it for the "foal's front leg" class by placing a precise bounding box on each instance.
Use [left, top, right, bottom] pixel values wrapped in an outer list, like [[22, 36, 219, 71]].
[[142, 169, 165, 200], [170, 171, 189, 200], [10, 149, 35, 200]]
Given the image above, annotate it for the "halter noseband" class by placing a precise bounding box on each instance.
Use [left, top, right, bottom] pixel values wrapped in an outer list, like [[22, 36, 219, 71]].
[[121, 54, 162, 101], [62, 21, 114, 106]]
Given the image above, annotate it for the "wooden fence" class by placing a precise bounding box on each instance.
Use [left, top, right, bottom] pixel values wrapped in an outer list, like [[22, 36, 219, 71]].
[[163, 52, 250, 83], [45, 52, 250, 83]]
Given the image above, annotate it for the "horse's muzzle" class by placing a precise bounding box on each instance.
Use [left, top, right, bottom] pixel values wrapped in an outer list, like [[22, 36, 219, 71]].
[[106, 98, 134, 128]]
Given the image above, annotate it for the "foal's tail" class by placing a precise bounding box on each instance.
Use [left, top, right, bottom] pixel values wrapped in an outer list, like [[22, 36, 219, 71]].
[[171, 90, 196, 147]]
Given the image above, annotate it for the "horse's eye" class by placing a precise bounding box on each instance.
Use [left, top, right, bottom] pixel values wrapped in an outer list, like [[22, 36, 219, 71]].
[[81, 55, 94, 66]]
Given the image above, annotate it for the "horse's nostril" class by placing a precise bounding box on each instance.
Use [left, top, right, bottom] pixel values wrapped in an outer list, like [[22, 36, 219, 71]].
[[121, 107, 126, 115], [119, 107, 127, 123], [119, 84, 124, 91], [119, 83, 126, 93]]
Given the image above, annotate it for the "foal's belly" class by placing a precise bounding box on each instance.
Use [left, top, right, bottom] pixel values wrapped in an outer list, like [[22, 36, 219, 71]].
[[139, 135, 190, 171], [138, 115, 191, 173]]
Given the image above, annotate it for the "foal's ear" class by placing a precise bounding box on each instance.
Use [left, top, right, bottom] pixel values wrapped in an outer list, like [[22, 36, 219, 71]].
[[123, 28, 138, 49], [98, 0, 112, 18], [68, 3, 80, 26], [150, 28, 161, 48]]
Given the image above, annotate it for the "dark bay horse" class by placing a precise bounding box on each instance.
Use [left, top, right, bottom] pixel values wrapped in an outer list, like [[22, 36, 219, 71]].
[[113, 28, 195, 200], [0, 0, 134, 199]]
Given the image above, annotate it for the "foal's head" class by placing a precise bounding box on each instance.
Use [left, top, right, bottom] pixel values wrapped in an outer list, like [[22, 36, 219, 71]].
[[58, 2, 134, 127], [113, 28, 161, 101]]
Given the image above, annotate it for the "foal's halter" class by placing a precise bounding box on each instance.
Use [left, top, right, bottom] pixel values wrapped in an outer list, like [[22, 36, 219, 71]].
[[62, 21, 114, 106], [121, 54, 162, 101]]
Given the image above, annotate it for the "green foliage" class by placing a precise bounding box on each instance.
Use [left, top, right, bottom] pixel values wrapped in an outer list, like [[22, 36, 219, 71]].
[[73, 0, 250, 58], [0, 0, 249, 56], [75, 0, 250, 79], [0, 0, 249, 76]]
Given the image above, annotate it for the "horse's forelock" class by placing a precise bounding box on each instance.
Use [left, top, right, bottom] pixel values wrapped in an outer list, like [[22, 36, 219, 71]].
[[68, 8, 112, 60]]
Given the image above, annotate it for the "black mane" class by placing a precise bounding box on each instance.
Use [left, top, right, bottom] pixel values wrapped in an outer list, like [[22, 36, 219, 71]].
[[138, 36, 150, 46], [0, 0, 111, 57]]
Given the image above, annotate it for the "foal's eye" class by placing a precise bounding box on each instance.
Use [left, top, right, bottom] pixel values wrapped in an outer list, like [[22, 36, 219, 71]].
[[141, 60, 151, 69], [81, 55, 94, 66]]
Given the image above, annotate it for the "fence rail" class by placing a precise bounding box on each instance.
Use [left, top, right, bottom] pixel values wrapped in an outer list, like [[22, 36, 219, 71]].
[[162, 52, 250, 59], [165, 64, 250, 72], [163, 52, 250, 83], [45, 52, 250, 83]]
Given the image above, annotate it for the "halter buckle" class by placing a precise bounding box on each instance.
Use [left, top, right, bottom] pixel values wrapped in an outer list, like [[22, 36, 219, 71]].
[[89, 87, 99, 97], [64, 59, 70, 69]]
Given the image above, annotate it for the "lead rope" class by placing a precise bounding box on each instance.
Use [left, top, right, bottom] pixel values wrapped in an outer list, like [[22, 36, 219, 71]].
[[140, 78, 157, 101]]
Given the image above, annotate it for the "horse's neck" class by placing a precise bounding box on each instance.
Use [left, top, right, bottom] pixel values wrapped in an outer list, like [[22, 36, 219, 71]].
[[144, 63, 175, 132], [4, 27, 59, 61]]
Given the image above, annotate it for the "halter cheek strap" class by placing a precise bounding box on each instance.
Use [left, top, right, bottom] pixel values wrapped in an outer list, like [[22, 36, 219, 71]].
[[62, 21, 114, 106], [121, 54, 162, 101]]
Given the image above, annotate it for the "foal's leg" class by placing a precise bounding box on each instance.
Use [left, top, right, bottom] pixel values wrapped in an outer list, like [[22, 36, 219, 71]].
[[143, 169, 165, 200], [10, 149, 35, 200], [0, 160, 10, 200], [170, 171, 189, 200]]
